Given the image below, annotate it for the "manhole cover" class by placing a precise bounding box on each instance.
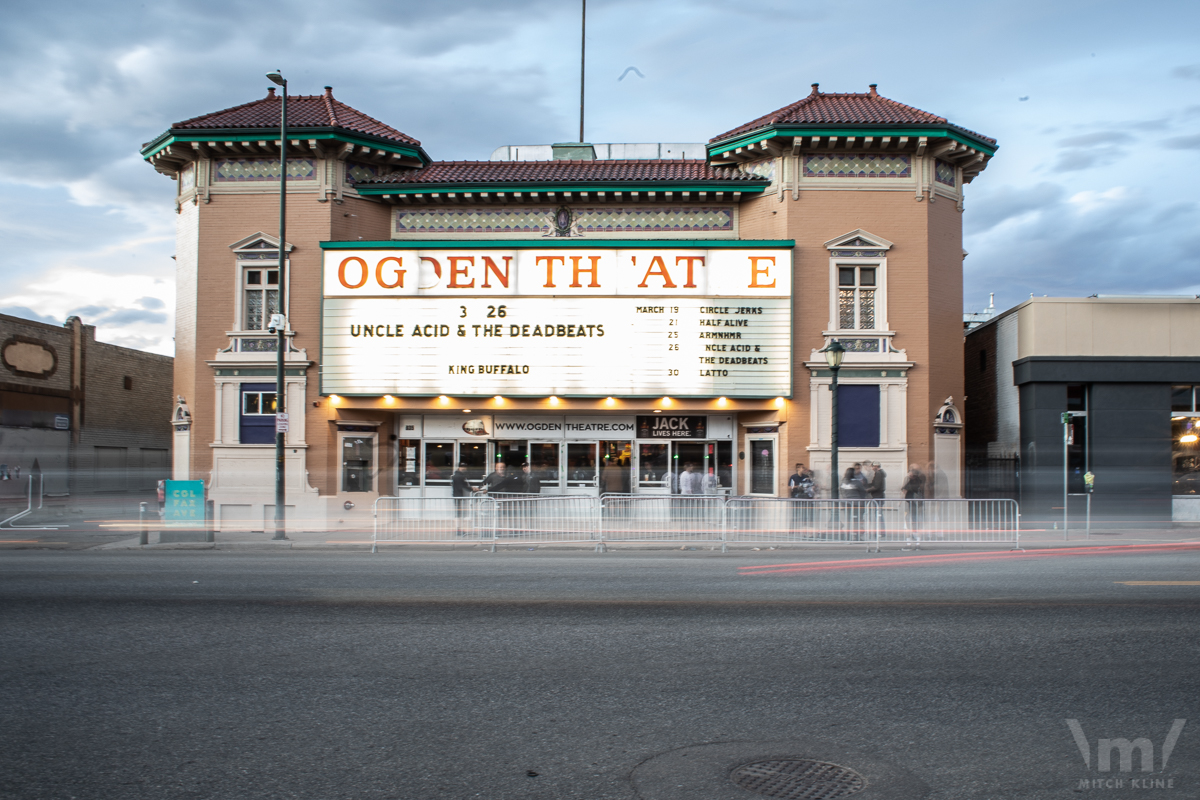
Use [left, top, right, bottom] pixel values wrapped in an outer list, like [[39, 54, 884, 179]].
[[730, 759, 866, 799]]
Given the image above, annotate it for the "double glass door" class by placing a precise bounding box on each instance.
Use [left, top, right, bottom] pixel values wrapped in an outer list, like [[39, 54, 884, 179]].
[[566, 440, 632, 493]]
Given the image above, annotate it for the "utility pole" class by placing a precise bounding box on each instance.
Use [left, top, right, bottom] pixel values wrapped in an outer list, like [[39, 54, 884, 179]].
[[267, 70, 289, 540], [579, 0, 586, 143]]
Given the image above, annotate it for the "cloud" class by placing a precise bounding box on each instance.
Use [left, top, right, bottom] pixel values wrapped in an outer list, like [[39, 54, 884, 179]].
[[965, 182, 1065, 234], [101, 308, 168, 326], [1164, 133, 1200, 150], [965, 185, 1200, 310], [137, 296, 165, 310], [1053, 129, 1133, 172], [1173, 64, 1200, 80], [0, 306, 61, 326]]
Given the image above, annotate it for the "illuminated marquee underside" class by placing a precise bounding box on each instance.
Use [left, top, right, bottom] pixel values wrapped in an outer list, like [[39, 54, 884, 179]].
[[320, 246, 792, 398]]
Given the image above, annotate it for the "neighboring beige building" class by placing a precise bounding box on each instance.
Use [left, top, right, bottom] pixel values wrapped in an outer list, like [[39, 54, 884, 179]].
[[965, 296, 1200, 524], [142, 83, 996, 530]]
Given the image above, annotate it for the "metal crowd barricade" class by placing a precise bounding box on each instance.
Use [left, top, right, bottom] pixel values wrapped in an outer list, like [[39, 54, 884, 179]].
[[374, 494, 1021, 553], [482, 494, 599, 549], [870, 498, 1020, 551], [725, 498, 877, 549], [373, 494, 490, 552], [599, 493, 726, 548]]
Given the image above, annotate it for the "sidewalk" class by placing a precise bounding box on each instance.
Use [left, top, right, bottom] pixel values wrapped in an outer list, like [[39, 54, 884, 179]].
[[94, 524, 1200, 552]]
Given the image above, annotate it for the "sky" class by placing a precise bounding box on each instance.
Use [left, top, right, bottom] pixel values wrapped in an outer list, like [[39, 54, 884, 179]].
[[0, 0, 1198, 356]]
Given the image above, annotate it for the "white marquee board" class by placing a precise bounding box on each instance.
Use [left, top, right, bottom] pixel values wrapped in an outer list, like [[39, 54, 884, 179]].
[[321, 246, 792, 398]]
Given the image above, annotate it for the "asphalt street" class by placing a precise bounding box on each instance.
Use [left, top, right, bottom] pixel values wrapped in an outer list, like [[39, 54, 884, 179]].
[[2, 547, 1198, 799]]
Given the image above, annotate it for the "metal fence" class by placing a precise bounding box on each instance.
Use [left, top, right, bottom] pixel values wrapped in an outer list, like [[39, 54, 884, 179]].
[[373, 495, 1020, 552]]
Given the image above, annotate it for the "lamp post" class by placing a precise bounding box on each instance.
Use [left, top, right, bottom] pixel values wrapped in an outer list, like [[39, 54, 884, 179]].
[[822, 340, 846, 499], [266, 70, 288, 540]]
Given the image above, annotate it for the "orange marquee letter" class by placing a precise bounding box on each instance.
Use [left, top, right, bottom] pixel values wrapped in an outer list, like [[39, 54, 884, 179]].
[[676, 256, 705, 288], [637, 256, 676, 289], [570, 255, 601, 288], [375, 256, 405, 289], [748, 256, 777, 289], [537, 255, 565, 288], [338, 256, 369, 289], [481, 256, 511, 289], [447, 256, 475, 288]]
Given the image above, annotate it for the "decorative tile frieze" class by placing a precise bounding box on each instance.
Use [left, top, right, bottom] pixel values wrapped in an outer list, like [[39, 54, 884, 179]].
[[576, 206, 734, 233], [345, 161, 381, 185], [803, 154, 910, 179], [393, 206, 735, 235], [396, 207, 551, 234], [934, 159, 956, 186], [213, 158, 316, 182], [739, 159, 776, 183]]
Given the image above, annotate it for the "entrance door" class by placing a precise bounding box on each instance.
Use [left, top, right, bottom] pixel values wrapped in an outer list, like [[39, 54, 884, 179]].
[[673, 441, 711, 495], [598, 440, 632, 495], [493, 440, 528, 471], [566, 441, 598, 492], [748, 436, 777, 495], [637, 442, 670, 494], [529, 441, 561, 494]]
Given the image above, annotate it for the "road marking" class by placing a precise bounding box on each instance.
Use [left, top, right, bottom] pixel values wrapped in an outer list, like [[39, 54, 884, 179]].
[[0, 540, 40, 543], [1116, 581, 1200, 585]]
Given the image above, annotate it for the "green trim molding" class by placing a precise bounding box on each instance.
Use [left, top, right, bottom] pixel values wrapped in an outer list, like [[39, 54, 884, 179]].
[[140, 128, 431, 165], [708, 125, 998, 157], [319, 239, 795, 250]]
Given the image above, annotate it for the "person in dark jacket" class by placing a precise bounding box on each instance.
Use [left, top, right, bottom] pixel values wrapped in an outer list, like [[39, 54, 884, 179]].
[[520, 463, 542, 494], [868, 461, 886, 499], [451, 462, 473, 533], [901, 464, 926, 530]]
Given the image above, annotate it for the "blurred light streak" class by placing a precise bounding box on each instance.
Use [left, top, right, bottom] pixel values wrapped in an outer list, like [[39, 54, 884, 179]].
[[738, 542, 1200, 576]]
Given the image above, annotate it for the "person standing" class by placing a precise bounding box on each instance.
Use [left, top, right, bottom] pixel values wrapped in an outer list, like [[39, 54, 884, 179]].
[[520, 462, 542, 494], [679, 462, 700, 495], [477, 461, 509, 495], [902, 464, 926, 530], [451, 462, 473, 534], [868, 461, 886, 499]]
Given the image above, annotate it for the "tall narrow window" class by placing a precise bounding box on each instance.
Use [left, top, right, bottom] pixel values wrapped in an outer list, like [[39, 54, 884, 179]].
[[838, 266, 876, 330], [243, 267, 280, 330]]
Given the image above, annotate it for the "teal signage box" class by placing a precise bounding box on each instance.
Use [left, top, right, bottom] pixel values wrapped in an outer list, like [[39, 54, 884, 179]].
[[164, 480, 205, 525]]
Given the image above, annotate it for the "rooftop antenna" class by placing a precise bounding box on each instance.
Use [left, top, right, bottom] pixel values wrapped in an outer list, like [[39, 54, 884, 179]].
[[579, 0, 586, 143]]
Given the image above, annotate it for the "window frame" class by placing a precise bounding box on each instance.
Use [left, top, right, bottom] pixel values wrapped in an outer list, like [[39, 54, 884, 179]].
[[828, 254, 888, 334]]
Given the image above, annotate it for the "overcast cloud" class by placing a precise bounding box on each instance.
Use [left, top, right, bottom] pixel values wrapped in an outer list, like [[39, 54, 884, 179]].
[[1, 0, 1198, 354]]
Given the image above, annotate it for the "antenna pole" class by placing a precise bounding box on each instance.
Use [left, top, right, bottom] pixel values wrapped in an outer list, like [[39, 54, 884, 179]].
[[579, 0, 586, 143]]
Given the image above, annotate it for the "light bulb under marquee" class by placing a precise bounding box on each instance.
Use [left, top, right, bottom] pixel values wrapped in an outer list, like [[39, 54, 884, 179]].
[[605, 397, 615, 407]]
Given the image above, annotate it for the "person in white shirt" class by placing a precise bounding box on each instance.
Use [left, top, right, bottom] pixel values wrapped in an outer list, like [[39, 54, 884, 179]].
[[679, 462, 701, 495]]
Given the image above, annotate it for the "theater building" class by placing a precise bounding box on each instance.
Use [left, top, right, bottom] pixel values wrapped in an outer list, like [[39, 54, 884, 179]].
[[141, 83, 995, 529]]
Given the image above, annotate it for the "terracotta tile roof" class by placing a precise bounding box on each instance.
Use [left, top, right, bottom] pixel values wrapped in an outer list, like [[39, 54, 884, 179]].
[[365, 159, 766, 186], [172, 87, 420, 146], [711, 84, 996, 146]]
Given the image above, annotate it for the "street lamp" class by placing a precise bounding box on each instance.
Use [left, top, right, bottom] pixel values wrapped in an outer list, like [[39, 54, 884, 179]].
[[266, 70, 288, 540], [822, 340, 846, 499]]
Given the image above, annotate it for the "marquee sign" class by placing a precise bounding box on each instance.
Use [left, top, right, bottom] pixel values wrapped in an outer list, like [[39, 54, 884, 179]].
[[320, 245, 793, 398]]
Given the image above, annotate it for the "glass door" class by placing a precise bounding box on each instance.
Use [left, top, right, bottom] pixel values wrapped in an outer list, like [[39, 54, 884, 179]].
[[598, 440, 632, 495], [397, 438, 421, 492], [423, 441, 455, 490], [638, 443, 670, 494], [566, 442, 598, 491], [530, 442, 561, 492], [748, 437, 777, 495]]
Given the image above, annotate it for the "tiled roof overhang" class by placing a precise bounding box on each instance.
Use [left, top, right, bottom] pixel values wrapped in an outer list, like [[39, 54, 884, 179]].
[[354, 159, 769, 196], [140, 126, 430, 167]]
